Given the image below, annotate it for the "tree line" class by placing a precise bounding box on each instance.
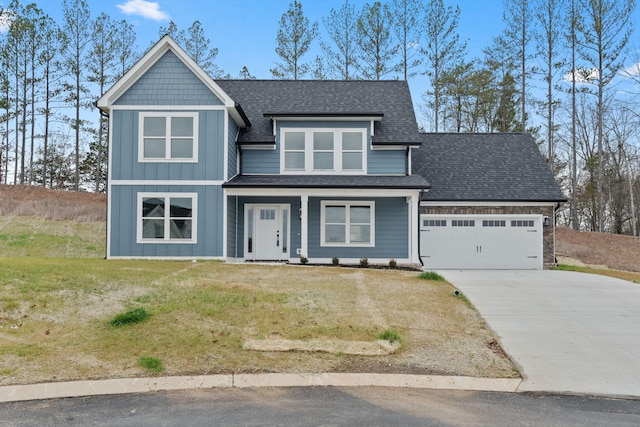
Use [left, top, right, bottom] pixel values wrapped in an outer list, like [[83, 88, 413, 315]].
[[1, 0, 639, 236]]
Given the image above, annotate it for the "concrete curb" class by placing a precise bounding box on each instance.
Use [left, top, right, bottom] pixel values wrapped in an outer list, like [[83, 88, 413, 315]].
[[0, 374, 522, 403]]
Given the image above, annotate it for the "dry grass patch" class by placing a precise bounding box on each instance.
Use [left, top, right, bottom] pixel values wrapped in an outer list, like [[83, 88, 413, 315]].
[[0, 260, 516, 386]]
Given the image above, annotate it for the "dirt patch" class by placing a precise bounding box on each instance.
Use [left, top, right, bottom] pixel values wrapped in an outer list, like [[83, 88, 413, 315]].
[[556, 227, 640, 272]]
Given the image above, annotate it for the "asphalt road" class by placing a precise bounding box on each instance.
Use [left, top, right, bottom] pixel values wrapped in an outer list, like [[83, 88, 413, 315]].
[[2, 387, 639, 426]]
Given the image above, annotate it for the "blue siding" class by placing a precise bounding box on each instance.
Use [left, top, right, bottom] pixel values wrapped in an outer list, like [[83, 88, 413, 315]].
[[227, 196, 237, 258], [109, 185, 223, 257], [110, 110, 225, 181], [227, 118, 238, 177], [369, 149, 406, 174], [115, 51, 223, 106], [241, 120, 408, 175], [235, 197, 301, 257], [242, 148, 279, 174], [308, 197, 408, 259]]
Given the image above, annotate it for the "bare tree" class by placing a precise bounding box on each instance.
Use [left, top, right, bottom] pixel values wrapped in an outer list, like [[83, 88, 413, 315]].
[[578, 0, 636, 231], [390, 0, 423, 80], [271, 1, 318, 79], [356, 1, 397, 80], [321, 0, 360, 79]]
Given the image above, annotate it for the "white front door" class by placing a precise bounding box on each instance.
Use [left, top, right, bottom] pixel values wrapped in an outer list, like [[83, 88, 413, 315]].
[[246, 204, 290, 261]]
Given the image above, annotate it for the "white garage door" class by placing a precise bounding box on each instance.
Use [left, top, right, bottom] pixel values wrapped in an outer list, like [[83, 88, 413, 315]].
[[420, 215, 543, 269]]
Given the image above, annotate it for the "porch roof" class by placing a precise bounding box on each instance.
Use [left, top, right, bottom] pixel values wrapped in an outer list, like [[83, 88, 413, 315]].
[[223, 174, 430, 190]]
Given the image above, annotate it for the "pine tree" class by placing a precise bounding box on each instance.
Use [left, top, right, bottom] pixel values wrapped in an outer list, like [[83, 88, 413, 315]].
[[271, 1, 318, 79]]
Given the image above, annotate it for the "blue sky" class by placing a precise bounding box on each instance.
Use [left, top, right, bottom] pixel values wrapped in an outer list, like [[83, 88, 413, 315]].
[[13, 0, 504, 80]]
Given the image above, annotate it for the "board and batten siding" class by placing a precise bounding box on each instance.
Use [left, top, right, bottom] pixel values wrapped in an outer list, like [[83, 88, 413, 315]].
[[241, 120, 407, 175], [307, 197, 409, 259], [114, 51, 224, 106], [110, 109, 225, 181], [109, 185, 224, 258]]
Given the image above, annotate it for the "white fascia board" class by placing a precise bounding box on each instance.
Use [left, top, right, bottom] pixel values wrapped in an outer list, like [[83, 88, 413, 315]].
[[97, 35, 244, 128], [420, 201, 557, 207], [110, 180, 225, 186], [266, 115, 383, 122]]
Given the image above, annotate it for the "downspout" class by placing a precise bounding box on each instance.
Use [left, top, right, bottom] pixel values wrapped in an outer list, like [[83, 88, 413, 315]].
[[417, 189, 424, 267]]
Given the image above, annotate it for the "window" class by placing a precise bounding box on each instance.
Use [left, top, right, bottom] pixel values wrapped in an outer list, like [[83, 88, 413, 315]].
[[512, 220, 535, 227], [424, 219, 446, 227], [483, 220, 506, 227], [281, 128, 366, 174], [452, 219, 475, 227], [139, 113, 198, 162], [321, 201, 374, 246], [137, 193, 197, 243]]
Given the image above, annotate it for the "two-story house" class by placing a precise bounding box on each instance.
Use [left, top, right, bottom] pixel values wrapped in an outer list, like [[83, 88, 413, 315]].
[[97, 35, 428, 265], [98, 35, 565, 269]]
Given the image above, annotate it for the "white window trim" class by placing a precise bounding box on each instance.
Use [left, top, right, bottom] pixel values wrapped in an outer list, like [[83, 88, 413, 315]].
[[138, 112, 199, 163], [137, 192, 198, 244], [320, 200, 375, 247], [280, 128, 367, 175]]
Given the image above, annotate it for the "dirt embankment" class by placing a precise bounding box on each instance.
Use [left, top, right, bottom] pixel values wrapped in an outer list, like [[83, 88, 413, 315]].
[[556, 227, 640, 273], [0, 185, 106, 222]]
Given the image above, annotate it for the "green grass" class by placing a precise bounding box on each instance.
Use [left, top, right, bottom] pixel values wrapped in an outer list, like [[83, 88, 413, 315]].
[[109, 307, 149, 327], [555, 264, 640, 284], [138, 356, 164, 373], [418, 271, 445, 281], [378, 329, 402, 343]]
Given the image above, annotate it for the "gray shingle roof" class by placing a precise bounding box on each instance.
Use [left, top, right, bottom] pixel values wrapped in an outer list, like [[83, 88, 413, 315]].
[[412, 133, 567, 202], [223, 174, 430, 190], [215, 80, 422, 146]]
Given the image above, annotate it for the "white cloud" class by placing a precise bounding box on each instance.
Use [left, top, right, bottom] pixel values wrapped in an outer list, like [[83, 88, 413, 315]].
[[0, 10, 15, 33], [116, 0, 169, 22], [620, 63, 640, 79], [562, 67, 599, 84]]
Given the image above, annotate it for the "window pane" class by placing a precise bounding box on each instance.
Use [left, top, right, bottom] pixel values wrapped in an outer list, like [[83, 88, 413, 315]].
[[350, 206, 370, 224], [171, 138, 193, 158], [142, 197, 164, 217], [285, 152, 305, 169], [144, 138, 165, 158], [342, 152, 362, 170], [144, 117, 165, 137], [326, 224, 345, 243], [313, 132, 333, 150], [169, 198, 192, 217], [171, 116, 193, 137], [170, 219, 192, 239], [325, 206, 345, 223], [350, 225, 370, 243], [142, 219, 164, 238], [314, 152, 333, 170], [284, 132, 305, 150], [343, 132, 362, 150]]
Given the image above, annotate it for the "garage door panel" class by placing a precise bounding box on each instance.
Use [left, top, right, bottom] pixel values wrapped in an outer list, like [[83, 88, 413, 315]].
[[420, 215, 542, 270]]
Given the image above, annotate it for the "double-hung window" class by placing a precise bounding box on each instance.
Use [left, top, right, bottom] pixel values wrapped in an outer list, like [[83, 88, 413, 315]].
[[137, 193, 197, 243], [282, 128, 366, 174], [321, 201, 374, 247], [139, 112, 198, 162]]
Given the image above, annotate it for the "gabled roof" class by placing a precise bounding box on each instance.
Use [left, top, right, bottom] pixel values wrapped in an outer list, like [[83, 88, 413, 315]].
[[413, 133, 567, 202], [96, 35, 247, 127], [215, 80, 422, 146], [223, 174, 430, 190]]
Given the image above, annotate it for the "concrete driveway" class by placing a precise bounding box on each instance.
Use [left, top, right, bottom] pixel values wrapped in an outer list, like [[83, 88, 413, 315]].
[[440, 270, 640, 398]]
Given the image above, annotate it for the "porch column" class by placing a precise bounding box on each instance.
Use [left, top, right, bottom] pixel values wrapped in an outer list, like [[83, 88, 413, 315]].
[[409, 193, 420, 264], [300, 195, 308, 260]]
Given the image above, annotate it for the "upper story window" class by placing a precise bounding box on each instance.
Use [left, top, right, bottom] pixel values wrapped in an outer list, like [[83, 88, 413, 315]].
[[281, 128, 366, 174], [139, 112, 198, 162]]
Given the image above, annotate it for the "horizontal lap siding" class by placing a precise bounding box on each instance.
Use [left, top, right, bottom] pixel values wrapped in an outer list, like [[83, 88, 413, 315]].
[[227, 196, 237, 258], [368, 149, 406, 174], [308, 197, 408, 259], [109, 185, 223, 258], [111, 110, 224, 181], [228, 118, 238, 178], [242, 149, 279, 174]]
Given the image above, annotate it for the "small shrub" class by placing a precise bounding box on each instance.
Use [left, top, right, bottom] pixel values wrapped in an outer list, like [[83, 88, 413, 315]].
[[332, 256, 339, 266], [418, 271, 445, 281], [138, 356, 164, 373], [359, 257, 369, 268], [109, 307, 149, 327], [300, 256, 308, 265], [388, 259, 397, 269], [378, 329, 402, 344]]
